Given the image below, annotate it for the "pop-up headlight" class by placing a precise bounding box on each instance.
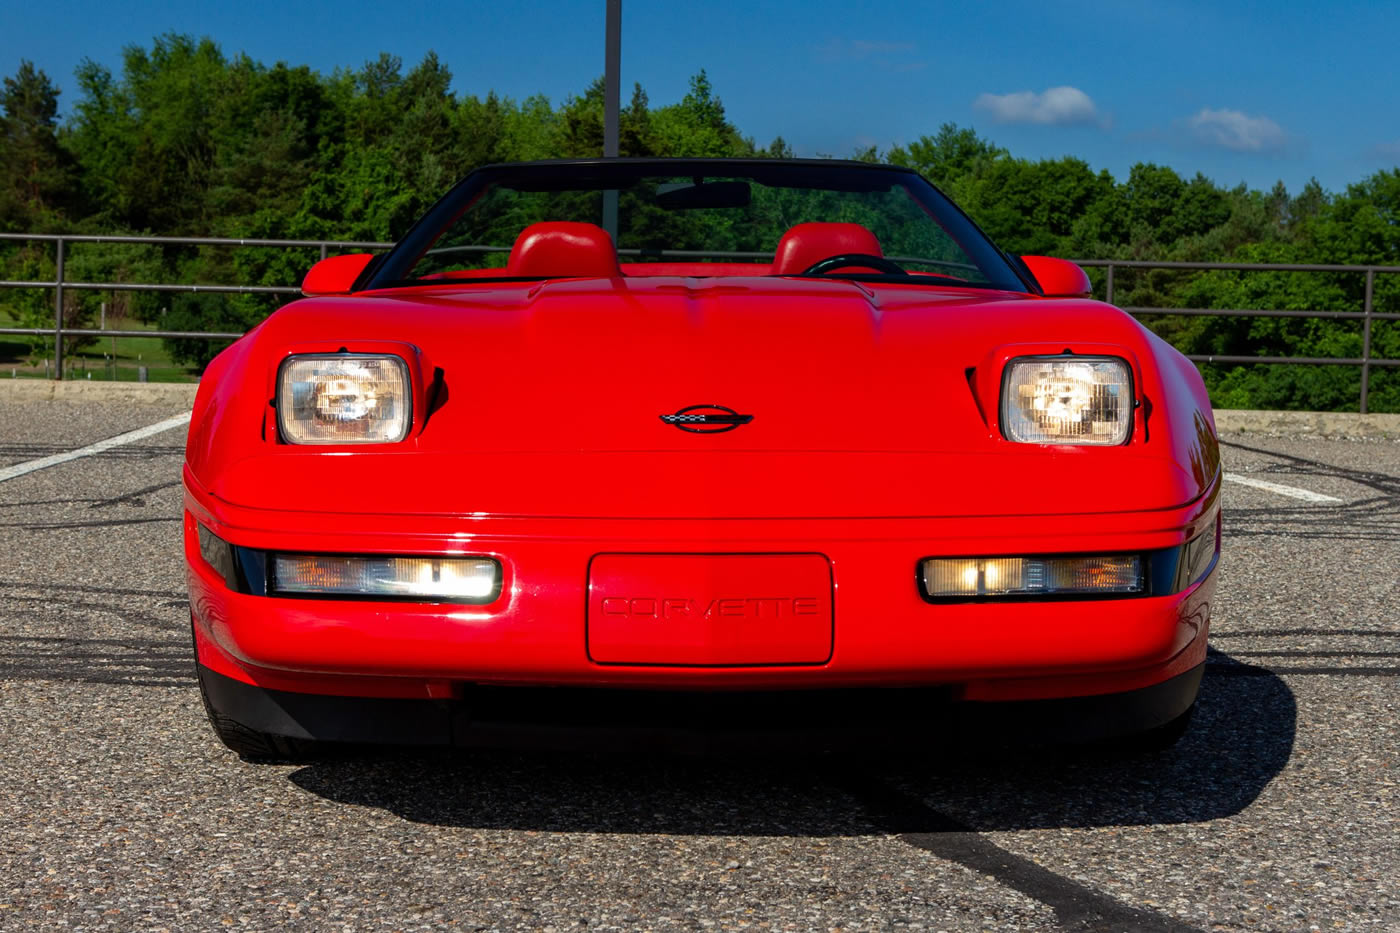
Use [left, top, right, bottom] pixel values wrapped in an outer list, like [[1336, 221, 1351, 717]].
[[277, 354, 411, 444], [1002, 356, 1131, 445]]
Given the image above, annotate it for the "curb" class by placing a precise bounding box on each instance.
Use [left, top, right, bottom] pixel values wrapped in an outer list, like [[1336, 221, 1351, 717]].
[[1214, 409, 1400, 438], [0, 379, 200, 405]]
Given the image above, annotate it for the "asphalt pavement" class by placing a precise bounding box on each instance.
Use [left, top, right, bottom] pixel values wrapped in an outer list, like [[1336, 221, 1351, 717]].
[[1, 398, 1396, 932]]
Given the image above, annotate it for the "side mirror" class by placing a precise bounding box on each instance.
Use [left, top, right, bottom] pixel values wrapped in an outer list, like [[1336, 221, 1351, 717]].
[[302, 253, 376, 297], [1020, 255, 1093, 298]]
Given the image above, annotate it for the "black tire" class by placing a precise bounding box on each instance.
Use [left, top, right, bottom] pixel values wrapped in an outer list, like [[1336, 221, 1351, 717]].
[[197, 667, 321, 762], [1136, 700, 1196, 749], [1091, 702, 1196, 758]]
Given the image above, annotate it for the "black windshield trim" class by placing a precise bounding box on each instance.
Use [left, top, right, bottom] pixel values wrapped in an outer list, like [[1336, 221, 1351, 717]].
[[363, 273, 1015, 292], [364, 159, 1033, 292]]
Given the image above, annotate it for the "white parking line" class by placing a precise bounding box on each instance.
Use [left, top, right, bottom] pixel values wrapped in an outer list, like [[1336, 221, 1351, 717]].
[[0, 413, 191, 484], [1224, 472, 1344, 504]]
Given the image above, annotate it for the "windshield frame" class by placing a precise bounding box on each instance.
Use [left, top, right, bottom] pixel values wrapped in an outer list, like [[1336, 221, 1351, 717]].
[[360, 158, 1037, 293]]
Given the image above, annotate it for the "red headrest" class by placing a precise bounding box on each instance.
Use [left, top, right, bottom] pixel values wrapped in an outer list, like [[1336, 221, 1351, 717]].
[[771, 222, 884, 275], [506, 221, 621, 279]]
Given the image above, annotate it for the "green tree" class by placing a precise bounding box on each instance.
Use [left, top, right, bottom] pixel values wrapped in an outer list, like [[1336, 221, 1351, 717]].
[[12, 33, 1400, 403], [650, 70, 750, 157], [887, 123, 1007, 200], [0, 61, 74, 229]]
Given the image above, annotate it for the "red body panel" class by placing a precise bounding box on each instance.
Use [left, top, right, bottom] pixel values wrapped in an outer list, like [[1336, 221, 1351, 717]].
[[186, 273, 1221, 707]]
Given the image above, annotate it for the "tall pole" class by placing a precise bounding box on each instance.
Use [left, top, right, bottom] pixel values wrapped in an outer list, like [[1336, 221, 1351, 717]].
[[603, 0, 620, 158], [601, 0, 621, 241]]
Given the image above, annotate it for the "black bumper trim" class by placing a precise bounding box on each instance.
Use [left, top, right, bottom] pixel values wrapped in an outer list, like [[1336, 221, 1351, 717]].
[[196, 662, 1204, 751], [961, 663, 1203, 743], [197, 665, 454, 746]]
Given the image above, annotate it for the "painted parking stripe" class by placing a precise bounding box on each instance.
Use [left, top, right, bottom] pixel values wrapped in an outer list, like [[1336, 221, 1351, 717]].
[[1224, 472, 1343, 504], [0, 413, 191, 484]]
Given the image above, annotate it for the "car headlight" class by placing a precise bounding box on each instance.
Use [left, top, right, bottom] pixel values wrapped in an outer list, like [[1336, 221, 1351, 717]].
[[1001, 355, 1132, 445], [277, 353, 411, 444]]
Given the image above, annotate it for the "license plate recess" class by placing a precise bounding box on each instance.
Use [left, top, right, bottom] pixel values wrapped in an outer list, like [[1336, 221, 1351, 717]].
[[587, 553, 834, 666]]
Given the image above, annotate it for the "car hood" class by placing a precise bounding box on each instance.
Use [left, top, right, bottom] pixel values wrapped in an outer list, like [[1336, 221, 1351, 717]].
[[278, 276, 1154, 453], [191, 276, 1212, 519]]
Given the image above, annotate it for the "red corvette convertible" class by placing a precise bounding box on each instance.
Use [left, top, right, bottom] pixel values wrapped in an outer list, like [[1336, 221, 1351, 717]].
[[185, 158, 1220, 758]]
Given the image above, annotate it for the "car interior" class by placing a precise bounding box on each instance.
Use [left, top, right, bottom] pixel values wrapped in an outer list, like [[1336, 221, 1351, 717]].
[[421, 220, 929, 280]]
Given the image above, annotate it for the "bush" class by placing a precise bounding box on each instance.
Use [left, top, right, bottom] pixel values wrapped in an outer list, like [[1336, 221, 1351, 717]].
[[161, 292, 263, 371]]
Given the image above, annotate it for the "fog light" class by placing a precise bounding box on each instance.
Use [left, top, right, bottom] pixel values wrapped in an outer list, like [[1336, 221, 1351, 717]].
[[272, 555, 500, 603], [921, 554, 1142, 599]]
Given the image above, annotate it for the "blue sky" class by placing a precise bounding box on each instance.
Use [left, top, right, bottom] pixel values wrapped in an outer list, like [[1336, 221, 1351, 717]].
[[5, 0, 1398, 195]]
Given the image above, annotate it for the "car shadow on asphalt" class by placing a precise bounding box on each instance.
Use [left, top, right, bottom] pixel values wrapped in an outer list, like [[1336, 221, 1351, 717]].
[[284, 650, 1296, 834]]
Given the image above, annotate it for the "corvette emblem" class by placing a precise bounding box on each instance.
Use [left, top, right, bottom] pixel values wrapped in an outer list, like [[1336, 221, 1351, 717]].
[[660, 404, 754, 433]]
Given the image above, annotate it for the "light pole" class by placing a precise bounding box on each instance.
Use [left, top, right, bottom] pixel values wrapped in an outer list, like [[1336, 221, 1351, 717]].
[[604, 0, 620, 159], [602, 0, 620, 240]]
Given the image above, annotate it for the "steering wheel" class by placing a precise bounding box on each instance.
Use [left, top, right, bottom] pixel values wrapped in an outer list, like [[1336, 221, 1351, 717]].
[[799, 253, 907, 276]]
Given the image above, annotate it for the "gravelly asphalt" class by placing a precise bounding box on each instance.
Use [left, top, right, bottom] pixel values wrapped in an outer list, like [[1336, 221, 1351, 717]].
[[1, 402, 1397, 932]]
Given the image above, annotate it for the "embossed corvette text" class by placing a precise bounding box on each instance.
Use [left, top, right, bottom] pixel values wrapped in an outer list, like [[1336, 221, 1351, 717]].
[[599, 597, 821, 619]]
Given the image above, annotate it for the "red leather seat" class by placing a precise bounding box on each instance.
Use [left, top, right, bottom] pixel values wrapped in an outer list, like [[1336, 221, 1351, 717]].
[[771, 222, 884, 275], [505, 221, 621, 279]]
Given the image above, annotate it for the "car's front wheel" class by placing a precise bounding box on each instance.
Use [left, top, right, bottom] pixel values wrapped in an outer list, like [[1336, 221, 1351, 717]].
[[1114, 701, 1196, 753], [197, 673, 321, 762]]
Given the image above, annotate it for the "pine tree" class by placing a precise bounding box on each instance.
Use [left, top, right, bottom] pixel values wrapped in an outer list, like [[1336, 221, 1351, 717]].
[[0, 61, 74, 230]]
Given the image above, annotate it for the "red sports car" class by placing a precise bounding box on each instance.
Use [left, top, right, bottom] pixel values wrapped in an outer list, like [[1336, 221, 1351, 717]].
[[185, 158, 1220, 758]]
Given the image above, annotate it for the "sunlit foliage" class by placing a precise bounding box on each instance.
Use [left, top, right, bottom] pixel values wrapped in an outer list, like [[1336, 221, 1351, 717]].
[[3, 37, 1400, 408]]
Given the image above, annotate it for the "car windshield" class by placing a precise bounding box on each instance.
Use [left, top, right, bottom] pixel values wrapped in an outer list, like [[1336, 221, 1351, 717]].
[[369, 160, 1028, 291]]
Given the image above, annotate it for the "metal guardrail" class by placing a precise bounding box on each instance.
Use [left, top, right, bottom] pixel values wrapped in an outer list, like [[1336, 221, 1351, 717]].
[[2, 234, 1399, 410], [0, 233, 393, 379], [1080, 259, 1400, 412]]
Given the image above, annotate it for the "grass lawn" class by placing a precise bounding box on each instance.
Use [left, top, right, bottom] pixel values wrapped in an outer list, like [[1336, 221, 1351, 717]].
[[0, 306, 203, 382]]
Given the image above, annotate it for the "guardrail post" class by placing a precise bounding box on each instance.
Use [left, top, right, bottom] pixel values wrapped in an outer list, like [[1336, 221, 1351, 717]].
[[319, 242, 328, 261], [1360, 269, 1376, 413], [1105, 263, 1115, 305], [53, 237, 65, 381]]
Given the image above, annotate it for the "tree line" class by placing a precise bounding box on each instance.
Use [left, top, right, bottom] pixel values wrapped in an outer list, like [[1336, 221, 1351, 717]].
[[2, 34, 1399, 408]]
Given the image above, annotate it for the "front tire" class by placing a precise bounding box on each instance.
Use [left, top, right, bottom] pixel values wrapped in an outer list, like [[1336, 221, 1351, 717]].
[[1119, 701, 1195, 752], [198, 672, 321, 761]]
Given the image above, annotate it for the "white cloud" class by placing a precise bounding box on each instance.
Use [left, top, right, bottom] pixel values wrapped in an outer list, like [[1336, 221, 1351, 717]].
[[813, 38, 925, 71], [1369, 140, 1400, 160], [972, 86, 1102, 127], [849, 40, 915, 57], [1187, 108, 1288, 153]]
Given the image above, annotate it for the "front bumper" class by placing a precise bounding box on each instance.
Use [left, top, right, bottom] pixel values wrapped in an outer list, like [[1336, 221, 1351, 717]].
[[196, 660, 1206, 749], [185, 474, 1219, 704]]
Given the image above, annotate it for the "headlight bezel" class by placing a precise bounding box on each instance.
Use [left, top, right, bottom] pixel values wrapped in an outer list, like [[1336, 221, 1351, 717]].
[[275, 350, 415, 446], [999, 353, 1135, 446]]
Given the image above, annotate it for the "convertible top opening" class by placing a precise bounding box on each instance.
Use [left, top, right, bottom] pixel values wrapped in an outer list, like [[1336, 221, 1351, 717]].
[[368, 157, 1028, 291]]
